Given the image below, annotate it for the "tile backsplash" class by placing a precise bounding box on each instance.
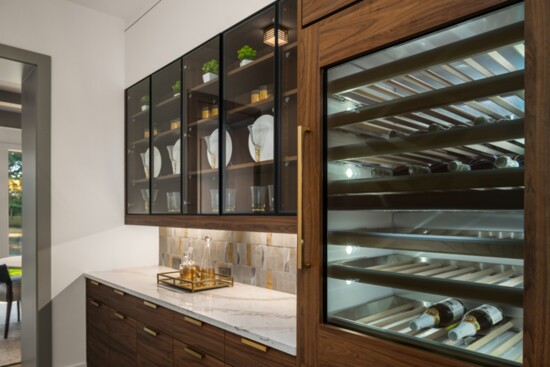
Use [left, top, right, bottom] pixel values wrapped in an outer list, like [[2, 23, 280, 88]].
[[159, 228, 297, 294]]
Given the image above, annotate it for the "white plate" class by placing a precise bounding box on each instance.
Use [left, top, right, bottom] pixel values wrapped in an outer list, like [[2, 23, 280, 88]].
[[144, 146, 162, 177], [173, 139, 181, 174], [248, 114, 274, 162], [206, 129, 232, 168]]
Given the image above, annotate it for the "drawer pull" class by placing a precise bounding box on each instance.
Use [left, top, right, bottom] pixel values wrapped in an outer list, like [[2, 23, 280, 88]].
[[184, 346, 204, 360], [90, 280, 99, 286], [241, 338, 268, 352], [113, 289, 125, 296], [90, 300, 100, 307], [184, 316, 202, 327], [143, 300, 158, 310], [143, 327, 158, 337], [114, 312, 125, 320]]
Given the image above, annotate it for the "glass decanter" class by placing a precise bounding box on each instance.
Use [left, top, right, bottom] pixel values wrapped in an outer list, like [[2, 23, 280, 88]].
[[179, 241, 198, 281], [200, 236, 215, 285]]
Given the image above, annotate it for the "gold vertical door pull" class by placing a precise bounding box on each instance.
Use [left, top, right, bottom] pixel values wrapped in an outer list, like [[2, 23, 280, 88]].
[[297, 125, 311, 269]]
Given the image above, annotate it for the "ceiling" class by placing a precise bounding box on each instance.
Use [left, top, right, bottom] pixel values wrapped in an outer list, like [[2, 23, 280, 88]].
[[67, 0, 160, 29]]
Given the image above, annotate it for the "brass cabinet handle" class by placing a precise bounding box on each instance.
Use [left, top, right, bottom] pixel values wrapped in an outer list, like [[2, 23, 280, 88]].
[[297, 125, 311, 270], [241, 338, 268, 352], [90, 300, 100, 307], [143, 300, 157, 309], [184, 346, 204, 360], [90, 280, 99, 286], [114, 312, 125, 320], [184, 316, 202, 327], [143, 327, 158, 337], [113, 289, 124, 296]]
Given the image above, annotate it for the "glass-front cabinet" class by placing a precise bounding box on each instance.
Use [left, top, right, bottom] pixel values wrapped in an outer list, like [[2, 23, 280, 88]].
[[324, 3, 524, 366], [125, 0, 297, 226]]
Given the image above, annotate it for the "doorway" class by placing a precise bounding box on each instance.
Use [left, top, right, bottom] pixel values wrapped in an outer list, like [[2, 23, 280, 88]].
[[0, 44, 52, 367]]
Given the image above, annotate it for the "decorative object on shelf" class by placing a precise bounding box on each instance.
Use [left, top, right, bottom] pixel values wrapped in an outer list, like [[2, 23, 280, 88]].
[[201, 106, 211, 120], [251, 89, 260, 104], [157, 270, 233, 292], [144, 128, 158, 138], [202, 59, 219, 83], [203, 129, 233, 168], [171, 80, 181, 97], [142, 146, 162, 178], [263, 25, 288, 47], [166, 145, 178, 174], [250, 186, 267, 212], [173, 139, 181, 174], [211, 105, 219, 117], [210, 188, 219, 213], [259, 85, 269, 100], [140, 95, 149, 111], [200, 236, 215, 285], [166, 192, 181, 213], [140, 188, 158, 212], [170, 119, 180, 130], [248, 114, 274, 162], [237, 45, 257, 67], [224, 188, 237, 212], [267, 184, 275, 212]]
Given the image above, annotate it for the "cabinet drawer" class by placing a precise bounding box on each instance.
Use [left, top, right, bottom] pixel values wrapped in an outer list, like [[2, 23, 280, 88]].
[[224, 332, 295, 367], [107, 287, 138, 319], [173, 313, 224, 360], [174, 339, 224, 367], [110, 348, 136, 367], [109, 308, 136, 357], [86, 278, 111, 304], [135, 298, 174, 337], [86, 297, 109, 333], [136, 321, 173, 367]]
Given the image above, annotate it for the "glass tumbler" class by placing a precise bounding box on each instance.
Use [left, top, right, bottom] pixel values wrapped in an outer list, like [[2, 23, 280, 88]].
[[224, 188, 237, 212], [250, 186, 266, 212]]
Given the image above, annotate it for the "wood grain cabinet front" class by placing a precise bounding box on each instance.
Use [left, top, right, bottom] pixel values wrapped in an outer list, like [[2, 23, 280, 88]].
[[107, 287, 139, 319], [108, 308, 137, 366], [224, 332, 295, 367], [173, 313, 224, 361], [135, 298, 174, 337], [301, 0, 360, 26], [174, 339, 225, 367], [136, 321, 174, 367], [86, 279, 111, 304]]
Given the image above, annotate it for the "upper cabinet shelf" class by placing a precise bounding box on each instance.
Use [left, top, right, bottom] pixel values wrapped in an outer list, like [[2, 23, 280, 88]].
[[125, 0, 298, 231]]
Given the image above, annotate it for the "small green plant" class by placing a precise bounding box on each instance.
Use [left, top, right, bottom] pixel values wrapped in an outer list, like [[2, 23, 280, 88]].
[[141, 95, 149, 106], [172, 80, 181, 94], [237, 45, 257, 61], [202, 59, 219, 75]]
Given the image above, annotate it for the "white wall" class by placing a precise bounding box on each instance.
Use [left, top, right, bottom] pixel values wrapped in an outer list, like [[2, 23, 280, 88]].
[[125, 0, 273, 86], [0, 0, 159, 366], [0, 127, 21, 258]]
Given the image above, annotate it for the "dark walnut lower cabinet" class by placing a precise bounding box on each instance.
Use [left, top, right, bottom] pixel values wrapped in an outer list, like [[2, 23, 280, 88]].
[[86, 279, 295, 367]]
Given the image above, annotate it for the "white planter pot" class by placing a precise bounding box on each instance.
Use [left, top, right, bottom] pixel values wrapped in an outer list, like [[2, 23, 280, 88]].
[[202, 73, 218, 83], [240, 59, 253, 67], [141, 105, 149, 111]]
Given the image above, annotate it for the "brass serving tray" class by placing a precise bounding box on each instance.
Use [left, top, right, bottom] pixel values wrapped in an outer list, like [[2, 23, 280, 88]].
[[157, 270, 233, 292]]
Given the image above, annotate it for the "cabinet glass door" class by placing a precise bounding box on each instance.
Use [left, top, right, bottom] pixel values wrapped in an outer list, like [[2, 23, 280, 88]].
[[278, 0, 298, 213], [126, 78, 151, 214], [151, 59, 182, 214], [223, 5, 276, 214], [324, 3, 524, 366], [183, 36, 221, 214]]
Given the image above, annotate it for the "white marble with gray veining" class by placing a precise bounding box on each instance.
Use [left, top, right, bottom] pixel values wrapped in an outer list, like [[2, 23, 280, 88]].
[[85, 266, 296, 355]]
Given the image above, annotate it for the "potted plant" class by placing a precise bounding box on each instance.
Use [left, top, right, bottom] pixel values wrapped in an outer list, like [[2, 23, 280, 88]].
[[140, 95, 149, 111], [202, 59, 219, 83], [237, 45, 257, 67], [171, 80, 181, 97]]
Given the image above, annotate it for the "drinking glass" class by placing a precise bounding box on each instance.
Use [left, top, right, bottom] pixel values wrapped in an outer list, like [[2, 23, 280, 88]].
[[224, 188, 237, 212], [166, 192, 181, 213], [140, 189, 158, 212], [166, 145, 178, 174], [248, 124, 267, 161], [140, 152, 149, 178], [203, 135, 217, 168], [267, 184, 275, 212], [250, 186, 266, 212], [210, 189, 219, 213]]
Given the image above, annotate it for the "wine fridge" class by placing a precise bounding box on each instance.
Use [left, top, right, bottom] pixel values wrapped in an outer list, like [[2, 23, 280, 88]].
[[324, 3, 524, 366]]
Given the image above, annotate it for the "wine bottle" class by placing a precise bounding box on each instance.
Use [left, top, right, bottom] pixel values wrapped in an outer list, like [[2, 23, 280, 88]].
[[495, 155, 519, 168], [429, 162, 448, 173], [408, 165, 431, 175], [473, 116, 493, 126], [447, 161, 471, 172], [409, 298, 465, 331], [448, 304, 504, 341], [428, 124, 446, 133], [468, 157, 495, 170]]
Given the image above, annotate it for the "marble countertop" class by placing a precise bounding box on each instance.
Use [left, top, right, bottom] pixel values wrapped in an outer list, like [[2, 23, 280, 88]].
[[85, 266, 296, 355]]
